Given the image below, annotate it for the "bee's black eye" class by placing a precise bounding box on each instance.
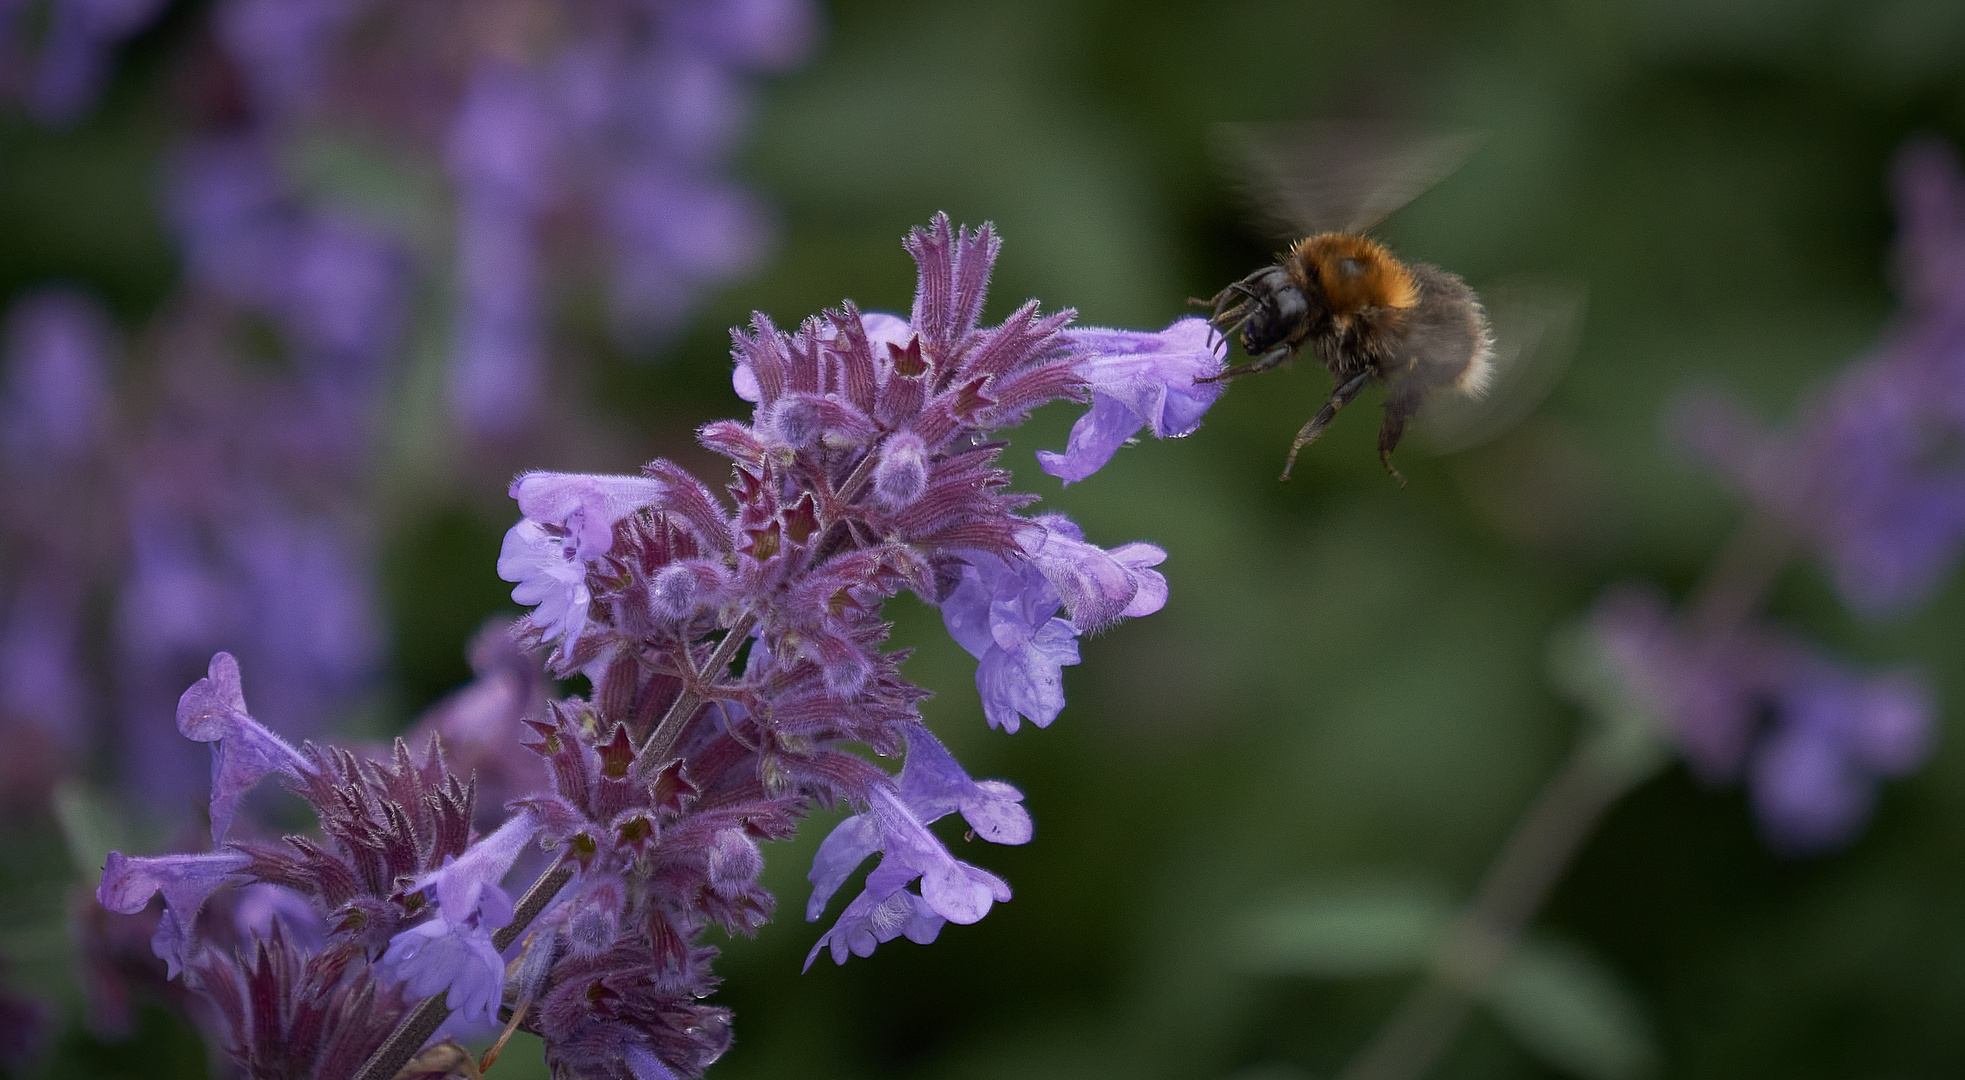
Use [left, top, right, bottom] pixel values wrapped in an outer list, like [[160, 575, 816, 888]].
[[1339, 258, 1364, 279]]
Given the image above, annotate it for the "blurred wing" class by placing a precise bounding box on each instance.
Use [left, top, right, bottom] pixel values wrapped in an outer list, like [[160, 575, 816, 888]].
[[1211, 121, 1486, 238], [1414, 280, 1586, 455]]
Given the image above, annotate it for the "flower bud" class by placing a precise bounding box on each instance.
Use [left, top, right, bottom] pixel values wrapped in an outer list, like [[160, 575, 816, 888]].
[[871, 431, 930, 510], [649, 563, 699, 621], [769, 396, 822, 447]]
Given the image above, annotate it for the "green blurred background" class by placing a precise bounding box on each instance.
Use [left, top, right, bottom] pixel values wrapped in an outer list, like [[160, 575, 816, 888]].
[[10, 0, 1965, 1077]]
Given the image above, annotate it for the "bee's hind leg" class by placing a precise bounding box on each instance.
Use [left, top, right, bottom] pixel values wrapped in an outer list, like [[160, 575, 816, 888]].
[[1374, 383, 1423, 488], [1280, 371, 1373, 481]]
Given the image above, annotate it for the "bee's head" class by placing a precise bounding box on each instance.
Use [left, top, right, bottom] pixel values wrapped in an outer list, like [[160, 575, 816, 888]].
[[1237, 266, 1309, 354], [1298, 234, 1418, 316]]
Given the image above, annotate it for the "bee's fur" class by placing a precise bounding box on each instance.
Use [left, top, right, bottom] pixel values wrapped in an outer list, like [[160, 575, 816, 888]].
[[1199, 232, 1493, 484]]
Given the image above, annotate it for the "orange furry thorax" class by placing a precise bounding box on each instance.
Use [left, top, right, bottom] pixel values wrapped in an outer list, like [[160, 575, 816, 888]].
[[1291, 233, 1418, 315]]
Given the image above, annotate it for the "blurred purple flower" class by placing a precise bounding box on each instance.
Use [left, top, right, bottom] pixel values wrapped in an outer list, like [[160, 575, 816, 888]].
[[215, 0, 358, 118], [1, 288, 111, 461], [1592, 587, 1933, 852], [449, 63, 557, 435], [13, 0, 166, 125], [1671, 140, 1965, 617]]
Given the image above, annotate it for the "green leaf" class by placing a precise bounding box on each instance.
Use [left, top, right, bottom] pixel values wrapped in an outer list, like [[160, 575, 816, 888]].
[[52, 780, 137, 886], [1483, 935, 1658, 1080], [1233, 881, 1454, 977]]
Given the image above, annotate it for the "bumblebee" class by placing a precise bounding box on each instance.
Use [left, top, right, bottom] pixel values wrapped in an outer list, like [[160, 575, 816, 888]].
[[1199, 123, 1574, 484]]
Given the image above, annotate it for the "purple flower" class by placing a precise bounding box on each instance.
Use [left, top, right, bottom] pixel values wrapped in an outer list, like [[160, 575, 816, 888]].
[[231, 882, 327, 952], [115, 217, 1196, 1080], [174, 652, 313, 843], [940, 517, 1167, 732], [1591, 588, 1933, 853], [215, 0, 356, 118], [510, 471, 671, 559], [0, 576, 88, 749], [448, 64, 557, 435], [20, 0, 166, 125], [1, 288, 111, 462], [1670, 140, 1965, 617], [500, 472, 672, 664], [381, 810, 537, 1027], [1037, 318, 1226, 484], [95, 850, 251, 977], [804, 733, 1030, 970], [805, 785, 1013, 969]]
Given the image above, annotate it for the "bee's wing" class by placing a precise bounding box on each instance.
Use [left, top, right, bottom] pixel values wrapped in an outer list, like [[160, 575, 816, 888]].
[[1211, 121, 1486, 238], [1413, 280, 1586, 454]]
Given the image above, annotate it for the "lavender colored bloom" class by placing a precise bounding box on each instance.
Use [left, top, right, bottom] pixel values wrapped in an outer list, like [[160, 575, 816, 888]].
[[510, 471, 671, 558], [453, 217, 1210, 1077], [500, 471, 672, 663], [500, 521, 596, 666], [1670, 140, 1965, 617], [96, 850, 251, 976], [940, 516, 1166, 732], [1, 288, 111, 461], [98, 651, 517, 1074], [1037, 318, 1227, 484], [805, 785, 1012, 969], [19, 0, 165, 125], [449, 64, 557, 435], [175, 651, 313, 842], [231, 882, 327, 951], [410, 621, 553, 824], [97, 218, 1208, 1080], [0, 579, 87, 746], [806, 731, 1030, 968], [214, 0, 356, 118], [1591, 587, 1933, 852]]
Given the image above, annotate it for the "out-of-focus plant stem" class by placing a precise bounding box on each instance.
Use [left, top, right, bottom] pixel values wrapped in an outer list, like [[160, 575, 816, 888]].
[[1334, 513, 1791, 1080]]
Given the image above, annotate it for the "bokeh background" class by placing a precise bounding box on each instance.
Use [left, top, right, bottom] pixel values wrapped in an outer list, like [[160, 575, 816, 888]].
[[7, 0, 1965, 1077]]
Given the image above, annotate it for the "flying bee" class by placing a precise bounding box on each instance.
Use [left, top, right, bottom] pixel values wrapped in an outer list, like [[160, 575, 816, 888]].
[[1198, 122, 1580, 483]]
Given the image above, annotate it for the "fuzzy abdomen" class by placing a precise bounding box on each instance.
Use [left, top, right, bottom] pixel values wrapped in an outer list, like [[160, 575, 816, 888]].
[[1396, 263, 1493, 396]]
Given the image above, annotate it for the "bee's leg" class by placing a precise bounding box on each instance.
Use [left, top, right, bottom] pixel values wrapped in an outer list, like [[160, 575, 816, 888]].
[[1199, 345, 1292, 384], [1280, 371, 1373, 481], [1375, 382, 1423, 488]]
